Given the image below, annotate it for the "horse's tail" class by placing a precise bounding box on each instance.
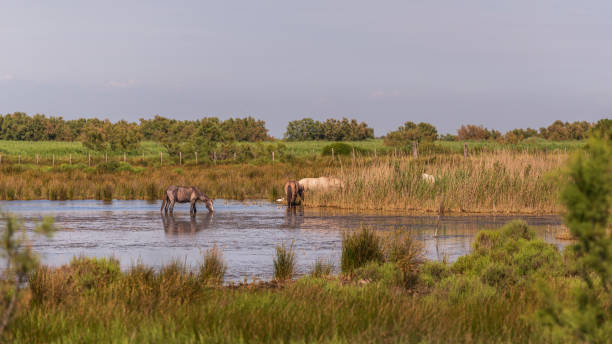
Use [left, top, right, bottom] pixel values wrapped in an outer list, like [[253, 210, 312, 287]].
[[287, 184, 293, 206]]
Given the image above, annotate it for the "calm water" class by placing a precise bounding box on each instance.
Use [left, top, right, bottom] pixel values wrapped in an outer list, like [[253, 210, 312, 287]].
[[1, 200, 566, 281]]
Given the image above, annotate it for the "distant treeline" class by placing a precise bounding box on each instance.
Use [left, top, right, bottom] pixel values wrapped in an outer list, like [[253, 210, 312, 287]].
[[382, 119, 610, 147], [0, 113, 608, 152], [0, 113, 270, 151]]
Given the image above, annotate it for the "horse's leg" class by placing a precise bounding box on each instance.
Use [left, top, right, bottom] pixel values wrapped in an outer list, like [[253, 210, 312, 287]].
[[190, 200, 195, 217], [169, 200, 175, 214], [160, 196, 166, 213]]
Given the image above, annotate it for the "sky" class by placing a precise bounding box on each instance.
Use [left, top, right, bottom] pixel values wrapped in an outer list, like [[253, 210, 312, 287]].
[[0, 1, 611, 137]]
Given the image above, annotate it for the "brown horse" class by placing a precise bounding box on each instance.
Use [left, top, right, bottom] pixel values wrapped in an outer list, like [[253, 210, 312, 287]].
[[161, 185, 214, 216], [283, 181, 304, 207]]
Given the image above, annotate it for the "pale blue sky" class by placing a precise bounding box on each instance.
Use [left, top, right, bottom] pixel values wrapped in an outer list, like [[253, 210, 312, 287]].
[[1, 1, 610, 137]]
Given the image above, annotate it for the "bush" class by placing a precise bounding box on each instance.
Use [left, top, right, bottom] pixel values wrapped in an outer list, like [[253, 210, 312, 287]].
[[273, 242, 296, 281], [321, 143, 369, 156], [341, 227, 383, 273], [199, 245, 227, 286]]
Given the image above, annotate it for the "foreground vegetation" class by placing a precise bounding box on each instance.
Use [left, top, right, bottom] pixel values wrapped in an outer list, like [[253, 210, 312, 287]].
[[0, 221, 596, 343]]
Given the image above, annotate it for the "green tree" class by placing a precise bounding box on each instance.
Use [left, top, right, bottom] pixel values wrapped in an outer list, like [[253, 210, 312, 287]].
[[541, 135, 612, 342], [384, 121, 437, 147]]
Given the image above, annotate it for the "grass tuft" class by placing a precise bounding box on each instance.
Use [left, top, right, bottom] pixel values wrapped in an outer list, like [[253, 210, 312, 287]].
[[273, 242, 296, 281]]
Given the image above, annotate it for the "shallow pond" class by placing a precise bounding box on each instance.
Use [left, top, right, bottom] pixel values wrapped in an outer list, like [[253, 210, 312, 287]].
[[1, 200, 567, 281]]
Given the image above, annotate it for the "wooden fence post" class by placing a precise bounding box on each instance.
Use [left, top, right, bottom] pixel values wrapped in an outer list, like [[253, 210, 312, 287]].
[[160, 152, 162, 166], [124, 152, 126, 163], [331, 147, 334, 160], [179, 152, 182, 165], [374, 147, 377, 158], [142, 152, 145, 162], [233, 152, 236, 161], [412, 141, 418, 159], [0, 154, 2, 164], [464, 143, 468, 159], [105, 152, 108, 163], [272, 151, 275, 162], [36, 154, 39, 165], [18, 155, 21, 165], [52, 154, 55, 167], [195, 151, 198, 165], [69, 154, 72, 164]]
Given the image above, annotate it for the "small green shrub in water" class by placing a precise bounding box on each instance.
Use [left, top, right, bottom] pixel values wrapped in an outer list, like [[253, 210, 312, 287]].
[[199, 245, 227, 286], [341, 227, 383, 273], [273, 242, 296, 281]]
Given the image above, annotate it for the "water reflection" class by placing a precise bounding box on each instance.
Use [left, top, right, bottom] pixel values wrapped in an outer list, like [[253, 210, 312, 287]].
[[161, 213, 214, 235], [284, 207, 304, 228]]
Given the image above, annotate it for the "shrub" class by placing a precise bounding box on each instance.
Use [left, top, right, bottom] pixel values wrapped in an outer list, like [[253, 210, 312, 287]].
[[273, 242, 296, 281], [199, 245, 227, 286], [321, 143, 369, 156], [341, 227, 383, 273]]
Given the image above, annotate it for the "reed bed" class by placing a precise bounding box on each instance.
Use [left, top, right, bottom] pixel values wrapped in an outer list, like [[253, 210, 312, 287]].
[[0, 149, 569, 214], [306, 150, 569, 213]]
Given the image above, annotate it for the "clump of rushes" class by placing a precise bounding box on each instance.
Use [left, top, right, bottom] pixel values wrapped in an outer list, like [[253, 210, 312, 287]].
[[273, 241, 296, 281], [383, 231, 424, 288], [341, 226, 383, 273], [309, 258, 334, 278], [199, 244, 227, 286]]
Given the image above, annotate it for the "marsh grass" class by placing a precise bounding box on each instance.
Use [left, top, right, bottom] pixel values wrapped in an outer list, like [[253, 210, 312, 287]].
[[273, 242, 296, 281], [309, 258, 334, 278], [341, 227, 383, 273], [199, 245, 227, 286], [307, 150, 569, 213]]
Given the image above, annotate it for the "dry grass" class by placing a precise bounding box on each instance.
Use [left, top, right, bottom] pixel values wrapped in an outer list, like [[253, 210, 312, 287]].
[[306, 150, 568, 213]]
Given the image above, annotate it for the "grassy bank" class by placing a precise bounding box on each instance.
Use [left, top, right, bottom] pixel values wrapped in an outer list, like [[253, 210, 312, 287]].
[[5, 221, 579, 343]]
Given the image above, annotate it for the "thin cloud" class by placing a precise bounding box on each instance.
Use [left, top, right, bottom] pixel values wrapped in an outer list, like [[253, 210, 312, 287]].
[[0, 74, 15, 81], [107, 79, 136, 88]]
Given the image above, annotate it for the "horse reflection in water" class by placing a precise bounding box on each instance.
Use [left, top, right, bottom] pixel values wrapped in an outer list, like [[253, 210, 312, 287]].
[[284, 207, 304, 228], [161, 213, 214, 235]]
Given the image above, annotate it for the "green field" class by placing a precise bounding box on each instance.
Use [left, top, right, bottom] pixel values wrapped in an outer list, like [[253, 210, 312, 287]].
[[0, 138, 585, 162]]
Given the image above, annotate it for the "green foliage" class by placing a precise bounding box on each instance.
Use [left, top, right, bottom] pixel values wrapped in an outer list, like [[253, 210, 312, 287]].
[[541, 135, 612, 342], [273, 242, 296, 281], [321, 142, 369, 156], [457, 124, 502, 141], [284, 117, 374, 141], [383, 121, 438, 147], [341, 227, 383, 273], [589, 118, 612, 140], [0, 213, 55, 336]]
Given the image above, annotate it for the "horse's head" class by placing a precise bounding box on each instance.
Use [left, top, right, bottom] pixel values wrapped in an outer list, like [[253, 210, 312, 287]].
[[200, 195, 214, 212]]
